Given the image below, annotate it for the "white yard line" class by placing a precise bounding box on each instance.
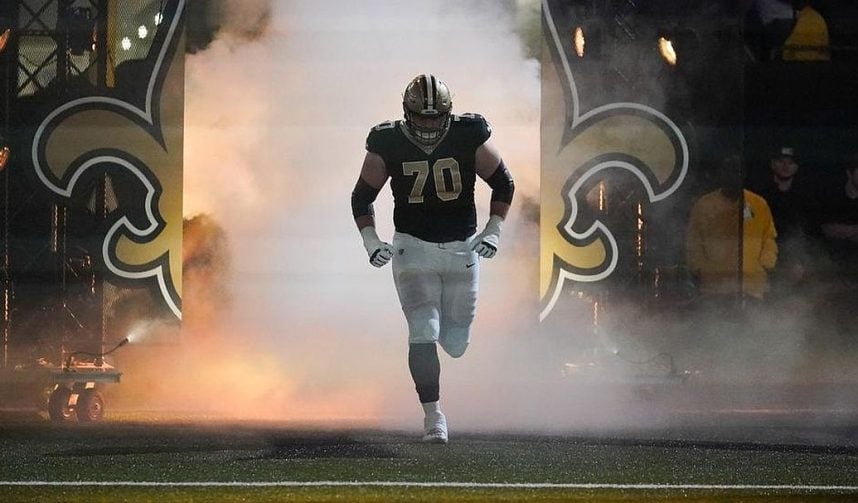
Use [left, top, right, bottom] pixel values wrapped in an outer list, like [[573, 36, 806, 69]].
[[0, 481, 856, 491]]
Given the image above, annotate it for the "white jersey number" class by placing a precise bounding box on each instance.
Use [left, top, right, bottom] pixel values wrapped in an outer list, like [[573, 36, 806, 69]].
[[403, 158, 462, 204]]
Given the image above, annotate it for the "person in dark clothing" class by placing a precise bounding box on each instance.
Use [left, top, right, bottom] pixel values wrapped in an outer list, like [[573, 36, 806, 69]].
[[751, 146, 816, 294]]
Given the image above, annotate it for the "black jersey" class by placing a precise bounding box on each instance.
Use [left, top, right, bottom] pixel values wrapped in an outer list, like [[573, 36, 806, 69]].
[[365, 114, 492, 242]]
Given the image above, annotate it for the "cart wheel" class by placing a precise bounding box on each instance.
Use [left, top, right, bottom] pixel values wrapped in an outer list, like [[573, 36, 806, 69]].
[[48, 386, 76, 422], [76, 389, 105, 422]]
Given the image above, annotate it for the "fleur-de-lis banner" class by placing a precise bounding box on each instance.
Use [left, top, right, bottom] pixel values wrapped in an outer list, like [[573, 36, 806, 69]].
[[540, 0, 689, 322], [31, 0, 186, 320]]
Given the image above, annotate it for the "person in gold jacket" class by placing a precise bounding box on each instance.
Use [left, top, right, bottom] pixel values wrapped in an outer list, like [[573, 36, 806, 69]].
[[781, 0, 830, 61], [686, 156, 778, 300]]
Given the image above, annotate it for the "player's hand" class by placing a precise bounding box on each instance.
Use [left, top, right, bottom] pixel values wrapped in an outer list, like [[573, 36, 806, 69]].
[[368, 243, 394, 267], [472, 234, 498, 258], [471, 215, 504, 259], [360, 226, 394, 268]]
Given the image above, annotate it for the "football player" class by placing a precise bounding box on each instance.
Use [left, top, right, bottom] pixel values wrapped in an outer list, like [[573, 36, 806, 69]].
[[351, 74, 514, 444]]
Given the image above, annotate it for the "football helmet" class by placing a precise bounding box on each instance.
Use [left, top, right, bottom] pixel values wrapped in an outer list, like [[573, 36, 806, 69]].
[[402, 74, 452, 145]]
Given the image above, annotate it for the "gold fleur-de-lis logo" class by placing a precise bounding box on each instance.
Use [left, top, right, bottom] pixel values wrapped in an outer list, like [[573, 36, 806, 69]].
[[540, 0, 689, 321], [31, 0, 186, 320]]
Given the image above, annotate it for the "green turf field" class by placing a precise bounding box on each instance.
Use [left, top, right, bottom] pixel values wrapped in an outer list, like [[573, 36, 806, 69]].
[[2, 486, 858, 503], [1, 418, 857, 502]]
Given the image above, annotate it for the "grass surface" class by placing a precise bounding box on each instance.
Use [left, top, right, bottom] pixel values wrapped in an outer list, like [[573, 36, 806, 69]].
[[1, 417, 857, 501], [3, 487, 858, 503]]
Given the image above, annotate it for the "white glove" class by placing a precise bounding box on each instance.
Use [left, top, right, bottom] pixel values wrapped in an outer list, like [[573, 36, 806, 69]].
[[360, 226, 394, 267], [471, 215, 504, 259]]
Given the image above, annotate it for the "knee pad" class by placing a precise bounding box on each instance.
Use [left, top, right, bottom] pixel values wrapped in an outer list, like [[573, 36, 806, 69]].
[[440, 341, 468, 358], [439, 327, 470, 358], [404, 304, 441, 345]]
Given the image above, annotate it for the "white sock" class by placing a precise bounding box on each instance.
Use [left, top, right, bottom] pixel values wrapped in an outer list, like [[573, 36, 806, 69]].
[[422, 401, 441, 416]]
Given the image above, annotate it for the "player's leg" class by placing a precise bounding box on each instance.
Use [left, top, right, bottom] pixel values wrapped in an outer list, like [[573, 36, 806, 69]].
[[438, 245, 480, 358], [408, 342, 447, 443], [392, 233, 447, 443], [392, 234, 442, 346], [408, 342, 439, 404]]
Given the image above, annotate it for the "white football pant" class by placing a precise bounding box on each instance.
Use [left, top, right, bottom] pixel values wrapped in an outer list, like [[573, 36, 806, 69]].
[[392, 232, 479, 358]]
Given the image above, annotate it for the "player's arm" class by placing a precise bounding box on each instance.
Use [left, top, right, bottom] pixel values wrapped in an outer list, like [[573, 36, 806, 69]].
[[352, 151, 394, 267], [471, 139, 514, 258]]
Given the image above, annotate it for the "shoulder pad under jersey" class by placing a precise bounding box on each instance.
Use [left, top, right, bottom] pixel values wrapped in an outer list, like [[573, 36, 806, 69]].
[[365, 120, 399, 153], [452, 113, 492, 144]]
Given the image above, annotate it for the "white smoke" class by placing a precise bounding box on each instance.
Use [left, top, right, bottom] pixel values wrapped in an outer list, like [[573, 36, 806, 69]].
[[123, 0, 852, 433], [177, 0, 543, 427]]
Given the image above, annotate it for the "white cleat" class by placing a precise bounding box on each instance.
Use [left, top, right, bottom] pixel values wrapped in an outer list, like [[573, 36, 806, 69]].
[[422, 411, 448, 444]]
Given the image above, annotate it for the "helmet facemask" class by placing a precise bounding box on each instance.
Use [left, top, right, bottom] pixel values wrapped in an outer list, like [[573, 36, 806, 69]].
[[404, 109, 451, 145], [402, 74, 452, 146]]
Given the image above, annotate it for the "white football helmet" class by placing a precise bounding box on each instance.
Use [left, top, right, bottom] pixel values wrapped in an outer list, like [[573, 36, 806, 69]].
[[402, 74, 452, 145]]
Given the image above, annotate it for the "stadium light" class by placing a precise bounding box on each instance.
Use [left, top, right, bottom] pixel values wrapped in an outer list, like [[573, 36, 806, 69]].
[[0, 132, 9, 171], [573, 26, 585, 57], [658, 36, 677, 65], [0, 145, 9, 171], [0, 28, 9, 54], [572, 22, 604, 60]]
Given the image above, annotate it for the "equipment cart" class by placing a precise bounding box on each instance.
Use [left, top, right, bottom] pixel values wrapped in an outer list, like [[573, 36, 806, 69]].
[[0, 362, 121, 422]]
